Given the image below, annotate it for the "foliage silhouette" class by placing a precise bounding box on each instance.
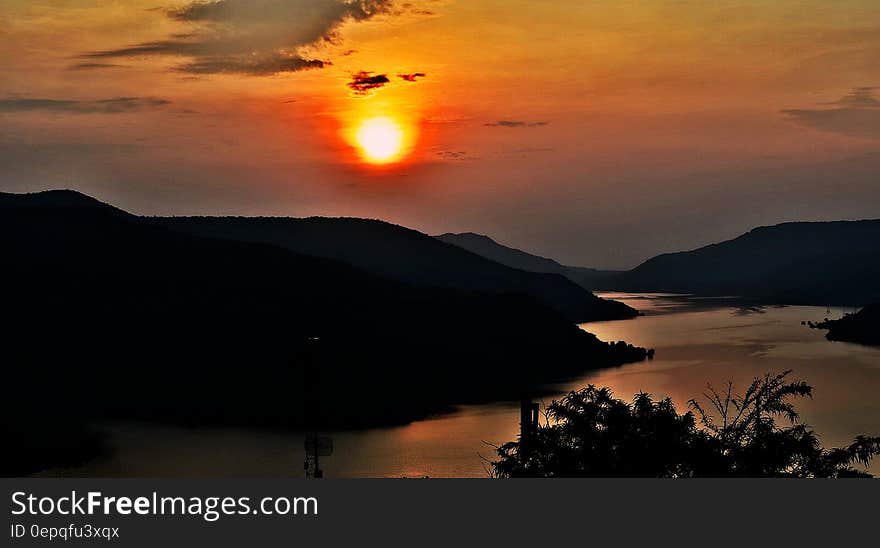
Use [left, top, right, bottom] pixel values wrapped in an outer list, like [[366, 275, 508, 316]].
[[492, 371, 880, 477]]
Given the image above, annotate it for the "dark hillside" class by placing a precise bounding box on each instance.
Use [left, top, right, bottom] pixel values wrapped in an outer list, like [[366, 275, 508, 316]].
[[606, 220, 880, 305], [0, 190, 649, 474], [436, 232, 618, 290], [156, 217, 637, 322]]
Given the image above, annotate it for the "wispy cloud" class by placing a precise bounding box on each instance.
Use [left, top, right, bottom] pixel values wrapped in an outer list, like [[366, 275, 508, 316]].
[[820, 86, 880, 108], [80, 0, 396, 76], [0, 97, 171, 114], [398, 72, 425, 82], [436, 150, 475, 161], [783, 87, 880, 138], [68, 62, 125, 71], [179, 54, 327, 75], [484, 120, 549, 128]]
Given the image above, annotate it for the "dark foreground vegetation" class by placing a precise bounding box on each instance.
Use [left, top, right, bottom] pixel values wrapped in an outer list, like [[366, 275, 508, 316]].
[[492, 371, 880, 477], [808, 305, 880, 346], [0, 190, 649, 475]]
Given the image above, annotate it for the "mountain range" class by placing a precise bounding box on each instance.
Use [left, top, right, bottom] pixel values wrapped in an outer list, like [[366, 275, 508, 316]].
[[440, 222, 880, 306], [435, 232, 618, 290], [154, 217, 636, 322]]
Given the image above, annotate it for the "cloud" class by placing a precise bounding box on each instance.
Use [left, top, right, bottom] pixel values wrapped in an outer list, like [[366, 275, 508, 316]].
[[68, 62, 125, 71], [782, 87, 880, 138], [179, 54, 326, 75], [436, 150, 475, 161], [0, 97, 171, 114], [398, 72, 425, 82], [81, 0, 395, 76], [348, 71, 389, 94], [821, 87, 880, 108], [400, 2, 434, 16], [484, 120, 549, 128]]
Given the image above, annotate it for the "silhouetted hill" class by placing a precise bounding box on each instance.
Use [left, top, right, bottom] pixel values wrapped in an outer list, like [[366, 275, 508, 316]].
[[435, 232, 618, 290], [604, 220, 880, 305], [155, 218, 637, 322], [810, 305, 880, 346], [0, 188, 126, 212], [1, 190, 649, 475]]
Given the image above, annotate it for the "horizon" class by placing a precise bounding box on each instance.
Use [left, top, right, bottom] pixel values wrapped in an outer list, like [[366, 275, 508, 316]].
[[5, 186, 880, 271], [2, 1, 880, 269]]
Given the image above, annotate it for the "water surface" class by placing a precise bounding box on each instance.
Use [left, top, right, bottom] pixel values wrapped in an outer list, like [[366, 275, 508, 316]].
[[54, 293, 880, 477]]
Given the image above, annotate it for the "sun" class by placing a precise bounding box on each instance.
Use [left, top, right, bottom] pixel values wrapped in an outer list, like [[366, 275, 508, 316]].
[[355, 117, 405, 164]]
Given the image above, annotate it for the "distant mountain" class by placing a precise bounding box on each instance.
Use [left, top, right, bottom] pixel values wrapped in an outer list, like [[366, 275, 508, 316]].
[[156, 218, 637, 322], [1, 190, 649, 474], [435, 232, 618, 290], [0, 188, 124, 211], [811, 305, 880, 346], [604, 220, 880, 305]]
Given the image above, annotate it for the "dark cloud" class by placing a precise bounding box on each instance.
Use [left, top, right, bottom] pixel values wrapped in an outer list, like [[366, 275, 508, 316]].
[[821, 87, 880, 108], [167, 0, 392, 23], [398, 72, 425, 82], [0, 97, 171, 114], [423, 116, 470, 125], [179, 54, 326, 75], [83, 39, 327, 77], [484, 120, 549, 128], [168, 0, 234, 21], [80, 0, 395, 76], [68, 62, 124, 71], [348, 71, 390, 95], [400, 2, 433, 16], [437, 150, 475, 161], [82, 40, 210, 59], [783, 87, 880, 138]]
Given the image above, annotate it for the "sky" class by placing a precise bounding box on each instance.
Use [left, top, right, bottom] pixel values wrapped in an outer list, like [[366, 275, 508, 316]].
[[1, 0, 879, 268]]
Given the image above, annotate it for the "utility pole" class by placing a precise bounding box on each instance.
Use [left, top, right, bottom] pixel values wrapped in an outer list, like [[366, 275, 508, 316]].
[[303, 337, 322, 479], [302, 336, 332, 479], [520, 394, 539, 447]]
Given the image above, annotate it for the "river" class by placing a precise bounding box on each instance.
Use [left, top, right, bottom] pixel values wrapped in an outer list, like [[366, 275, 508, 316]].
[[53, 293, 880, 477]]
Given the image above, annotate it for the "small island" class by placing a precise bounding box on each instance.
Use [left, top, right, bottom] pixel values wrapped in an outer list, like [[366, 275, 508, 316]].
[[807, 305, 880, 346]]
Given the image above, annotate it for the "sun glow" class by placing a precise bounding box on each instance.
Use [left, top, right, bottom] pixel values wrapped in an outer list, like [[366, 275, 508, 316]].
[[355, 116, 405, 164]]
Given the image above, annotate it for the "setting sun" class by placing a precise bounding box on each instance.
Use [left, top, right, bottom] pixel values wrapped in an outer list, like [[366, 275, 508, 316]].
[[355, 117, 405, 164]]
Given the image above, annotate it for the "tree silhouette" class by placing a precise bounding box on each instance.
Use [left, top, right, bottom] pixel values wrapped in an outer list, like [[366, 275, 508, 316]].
[[492, 371, 880, 477]]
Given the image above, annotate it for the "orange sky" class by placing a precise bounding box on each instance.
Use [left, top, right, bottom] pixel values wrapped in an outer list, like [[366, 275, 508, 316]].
[[2, 1, 879, 267]]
